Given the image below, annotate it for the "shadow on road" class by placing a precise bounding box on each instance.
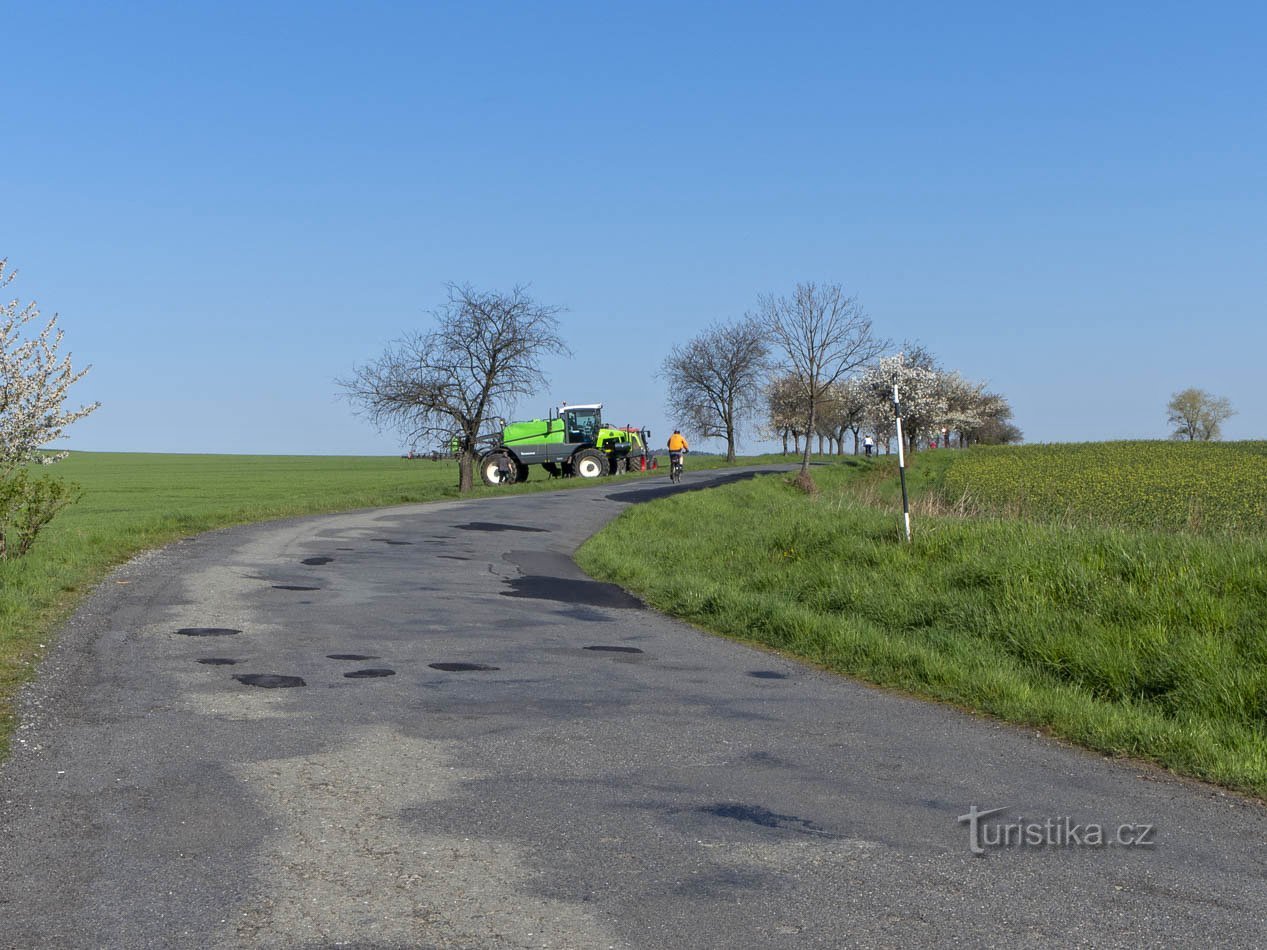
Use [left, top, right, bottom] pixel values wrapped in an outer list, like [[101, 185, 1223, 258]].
[[604, 469, 777, 504]]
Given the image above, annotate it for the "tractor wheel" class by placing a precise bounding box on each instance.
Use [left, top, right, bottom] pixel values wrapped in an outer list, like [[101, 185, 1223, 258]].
[[479, 452, 515, 487], [572, 449, 607, 479], [515, 463, 530, 483]]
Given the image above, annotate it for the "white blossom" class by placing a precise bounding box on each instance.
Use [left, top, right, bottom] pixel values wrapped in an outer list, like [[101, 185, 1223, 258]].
[[0, 259, 100, 472]]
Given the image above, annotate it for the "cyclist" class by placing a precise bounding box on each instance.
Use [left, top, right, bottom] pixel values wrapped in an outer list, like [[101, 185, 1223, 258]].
[[667, 430, 689, 480]]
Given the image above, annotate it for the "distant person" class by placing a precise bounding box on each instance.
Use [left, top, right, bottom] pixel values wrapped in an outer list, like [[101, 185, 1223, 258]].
[[863, 435, 874, 457], [495, 454, 513, 484]]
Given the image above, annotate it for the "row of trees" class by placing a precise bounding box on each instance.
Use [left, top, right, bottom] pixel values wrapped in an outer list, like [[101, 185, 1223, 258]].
[[663, 283, 1020, 473]]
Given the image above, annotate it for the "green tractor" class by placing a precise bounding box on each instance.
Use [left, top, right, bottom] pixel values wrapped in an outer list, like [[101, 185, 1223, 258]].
[[477, 403, 652, 486]]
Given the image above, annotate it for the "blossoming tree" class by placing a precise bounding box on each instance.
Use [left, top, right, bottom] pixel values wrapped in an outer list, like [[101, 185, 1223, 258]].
[[0, 259, 100, 558]]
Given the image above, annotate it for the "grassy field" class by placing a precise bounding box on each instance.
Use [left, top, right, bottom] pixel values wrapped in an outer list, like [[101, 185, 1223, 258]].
[[940, 441, 1267, 533], [577, 448, 1267, 798], [0, 449, 777, 755]]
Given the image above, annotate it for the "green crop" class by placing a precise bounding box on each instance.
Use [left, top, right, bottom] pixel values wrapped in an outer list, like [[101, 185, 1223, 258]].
[[941, 441, 1267, 534]]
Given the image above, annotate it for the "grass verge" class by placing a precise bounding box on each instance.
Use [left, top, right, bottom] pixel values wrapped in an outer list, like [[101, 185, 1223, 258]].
[[576, 459, 1267, 799]]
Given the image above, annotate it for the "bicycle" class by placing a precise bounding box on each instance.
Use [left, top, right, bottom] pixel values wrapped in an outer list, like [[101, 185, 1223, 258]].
[[668, 451, 684, 484]]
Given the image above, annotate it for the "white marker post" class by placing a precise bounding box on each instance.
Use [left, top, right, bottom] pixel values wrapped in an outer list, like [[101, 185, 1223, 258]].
[[893, 383, 912, 542]]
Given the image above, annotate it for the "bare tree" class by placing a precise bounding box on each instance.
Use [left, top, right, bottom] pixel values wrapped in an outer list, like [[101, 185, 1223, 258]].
[[757, 282, 884, 476], [1167, 388, 1235, 441], [662, 318, 768, 463], [341, 284, 569, 492]]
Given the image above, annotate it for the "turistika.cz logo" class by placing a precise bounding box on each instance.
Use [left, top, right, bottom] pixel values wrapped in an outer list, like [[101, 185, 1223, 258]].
[[958, 805, 1157, 855]]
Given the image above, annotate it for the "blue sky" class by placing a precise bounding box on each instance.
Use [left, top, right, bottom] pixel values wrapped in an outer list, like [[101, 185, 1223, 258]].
[[5, 1, 1263, 454]]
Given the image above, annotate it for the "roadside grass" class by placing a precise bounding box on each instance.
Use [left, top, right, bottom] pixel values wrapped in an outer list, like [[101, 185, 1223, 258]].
[[577, 459, 1267, 798], [0, 449, 790, 756]]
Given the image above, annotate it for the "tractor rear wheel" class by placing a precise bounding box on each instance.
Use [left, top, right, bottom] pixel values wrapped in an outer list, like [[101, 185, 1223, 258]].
[[479, 452, 516, 487], [572, 449, 607, 479]]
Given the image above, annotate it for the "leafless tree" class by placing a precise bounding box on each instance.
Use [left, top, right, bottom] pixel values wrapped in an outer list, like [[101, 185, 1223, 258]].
[[662, 318, 769, 463], [1167, 388, 1235, 441], [757, 282, 885, 475], [341, 284, 569, 492]]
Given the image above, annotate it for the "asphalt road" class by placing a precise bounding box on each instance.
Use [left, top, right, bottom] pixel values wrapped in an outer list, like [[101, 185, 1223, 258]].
[[1, 466, 1264, 949]]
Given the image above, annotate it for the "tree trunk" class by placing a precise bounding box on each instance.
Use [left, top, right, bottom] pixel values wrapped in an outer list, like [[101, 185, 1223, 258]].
[[458, 451, 475, 492], [800, 405, 815, 474], [782, 431, 789, 455]]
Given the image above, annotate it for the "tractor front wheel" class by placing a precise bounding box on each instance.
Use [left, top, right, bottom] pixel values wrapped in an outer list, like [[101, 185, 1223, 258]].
[[572, 449, 607, 479]]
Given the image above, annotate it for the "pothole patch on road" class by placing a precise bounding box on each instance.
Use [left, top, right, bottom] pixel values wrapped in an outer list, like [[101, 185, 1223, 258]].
[[453, 522, 548, 533], [429, 662, 499, 672], [748, 670, 789, 679], [698, 803, 828, 835], [344, 669, 396, 678], [327, 653, 380, 661], [372, 538, 414, 545], [233, 674, 307, 689], [584, 645, 645, 654], [301, 556, 334, 566], [197, 658, 241, 665], [503, 576, 644, 609], [176, 627, 241, 637], [437, 555, 470, 561], [273, 584, 321, 591]]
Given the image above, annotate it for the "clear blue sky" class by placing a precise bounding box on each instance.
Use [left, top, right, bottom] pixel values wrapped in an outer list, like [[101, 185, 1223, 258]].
[[5, 1, 1264, 454]]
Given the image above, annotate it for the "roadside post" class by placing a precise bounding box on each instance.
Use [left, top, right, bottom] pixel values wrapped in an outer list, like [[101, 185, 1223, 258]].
[[894, 383, 912, 542]]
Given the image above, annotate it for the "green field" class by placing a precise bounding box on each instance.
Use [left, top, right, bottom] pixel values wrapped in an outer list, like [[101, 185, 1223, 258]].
[[940, 441, 1267, 533], [0, 450, 771, 755], [578, 446, 1267, 798]]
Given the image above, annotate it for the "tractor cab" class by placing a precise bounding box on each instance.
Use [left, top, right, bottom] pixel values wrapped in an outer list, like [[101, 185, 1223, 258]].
[[559, 403, 603, 445]]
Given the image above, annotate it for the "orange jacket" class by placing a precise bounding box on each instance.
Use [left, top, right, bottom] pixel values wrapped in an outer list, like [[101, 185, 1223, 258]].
[[667, 432, 688, 452]]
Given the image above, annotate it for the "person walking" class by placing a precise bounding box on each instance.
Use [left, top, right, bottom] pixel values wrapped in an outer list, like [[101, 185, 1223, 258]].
[[863, 435, 874, 457]]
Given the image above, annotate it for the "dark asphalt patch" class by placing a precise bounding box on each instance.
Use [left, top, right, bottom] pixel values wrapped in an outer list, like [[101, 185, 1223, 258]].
[[176, 627, 241, 637], [748, 671, 789, 679], [327, 654, 380, 661], [233, 674, 306, 689], [429, 662, 499, 672], [197, 658, 241, 665], [503, 576, 644, 609], [699, 803, 828, 835], [437, 555, 470, 561], [301, 557, 333, 566], [604, 470, 767, 504], [344, 669, 396, 678], [372, 538, 414, 545], [272, 585, 321, 591], [453, 522, 548, 533], [584, 645, 645, 654]]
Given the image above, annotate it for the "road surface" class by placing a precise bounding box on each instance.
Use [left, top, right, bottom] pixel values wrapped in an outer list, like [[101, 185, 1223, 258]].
[[1, 466, 1264, 948]]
